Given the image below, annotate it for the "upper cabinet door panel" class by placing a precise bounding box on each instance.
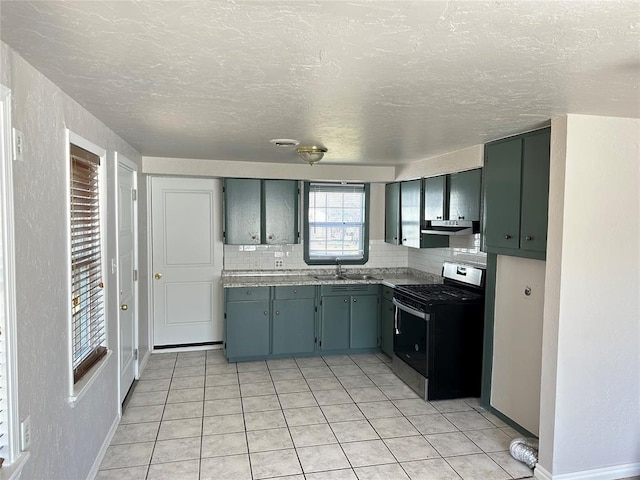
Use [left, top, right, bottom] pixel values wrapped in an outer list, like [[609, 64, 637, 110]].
[[385, 183, 400, 245], [484, 139, 522, 249], [424, 176, 446, 221], [224, 178, 261, 244], [448, 169, 481, 222], [520, 129, 550, 253], [400, 180, 421, 248], [264, 180, 298, 245]]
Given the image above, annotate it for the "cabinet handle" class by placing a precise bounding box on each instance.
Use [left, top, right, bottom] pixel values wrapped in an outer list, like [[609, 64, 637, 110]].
[[344, 298, 348, 303], [525, 235, 533, 241], [293, 289, 297, 293], [246, 291, 251, 295], [353, 298, 357, 302], [275, 311, 280, 315], [505, 234, 512, 240], [263, 311, 268, 315]]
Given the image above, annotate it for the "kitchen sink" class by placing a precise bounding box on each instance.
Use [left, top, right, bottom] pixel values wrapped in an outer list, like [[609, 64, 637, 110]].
[[340, 273, 380, 280], [310, 273, 380, 281], [312, 274, 347, 280]]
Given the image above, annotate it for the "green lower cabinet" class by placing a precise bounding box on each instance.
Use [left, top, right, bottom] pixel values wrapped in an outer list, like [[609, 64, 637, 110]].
[[320, 296, 351, 351], [380, 297, 394, 357], [350, 294, 379, 349], [225, 300, 270, 358], [272, 298, 315, 355]]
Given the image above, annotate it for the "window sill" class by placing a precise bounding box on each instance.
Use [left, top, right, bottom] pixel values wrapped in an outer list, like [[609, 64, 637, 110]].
[[68, 350, 112, 408], [0, 452, 30, 480]]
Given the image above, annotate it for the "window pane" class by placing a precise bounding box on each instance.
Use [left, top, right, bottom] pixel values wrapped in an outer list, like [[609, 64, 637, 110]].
[[305, 183, 368, 263]]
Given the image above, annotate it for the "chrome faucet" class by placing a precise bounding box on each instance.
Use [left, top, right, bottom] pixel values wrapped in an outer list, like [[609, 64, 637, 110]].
[[336, 259, 343, 276]]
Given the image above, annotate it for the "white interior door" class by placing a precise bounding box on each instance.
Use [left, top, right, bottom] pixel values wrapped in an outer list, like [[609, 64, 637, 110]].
[[151, 177, 223, 347], [117, 155, 138, 403]]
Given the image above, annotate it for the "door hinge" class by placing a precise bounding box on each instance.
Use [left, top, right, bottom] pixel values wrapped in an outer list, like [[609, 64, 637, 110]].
[[224, 312, 227, 319], [132, 189, 137, 201], [315, 306, 317, 312], [133, 269, 138, 282], [133, 348, 138, 360], [314, 336, 317, 344], [319, 340, 322, 347]]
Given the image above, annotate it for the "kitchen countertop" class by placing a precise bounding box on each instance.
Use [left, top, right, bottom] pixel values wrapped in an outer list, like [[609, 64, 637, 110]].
[[222, 268, 442, 288]]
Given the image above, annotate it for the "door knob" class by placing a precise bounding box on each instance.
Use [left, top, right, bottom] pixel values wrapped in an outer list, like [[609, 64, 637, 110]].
[[154, 273, 162, 280], [121, 304, 128, 311]]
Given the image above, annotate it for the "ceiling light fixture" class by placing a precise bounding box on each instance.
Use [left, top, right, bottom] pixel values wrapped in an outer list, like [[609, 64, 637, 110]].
[[297, 145, 328, 166]]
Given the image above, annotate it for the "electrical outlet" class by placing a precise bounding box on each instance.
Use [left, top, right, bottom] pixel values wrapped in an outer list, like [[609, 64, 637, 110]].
[[275, 259, 284, 268], [20, 416, 31, 451], [12, 128, 24, 162]]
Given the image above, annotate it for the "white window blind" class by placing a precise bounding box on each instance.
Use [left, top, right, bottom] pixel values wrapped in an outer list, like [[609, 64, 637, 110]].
[[307, 183, 367, 261], [70, 144, 106, 384]]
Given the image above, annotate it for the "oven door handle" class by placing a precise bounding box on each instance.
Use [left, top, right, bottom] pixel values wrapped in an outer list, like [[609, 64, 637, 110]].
[[392, 298, 429, 321]]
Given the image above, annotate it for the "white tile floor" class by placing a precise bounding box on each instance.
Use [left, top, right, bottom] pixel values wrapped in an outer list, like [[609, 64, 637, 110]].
[[96, 350, 534, 480]]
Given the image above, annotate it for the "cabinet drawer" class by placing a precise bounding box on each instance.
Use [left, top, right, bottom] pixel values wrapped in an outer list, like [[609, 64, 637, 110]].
[[381, 286, 394, 301], [274, 285, 316, 300], [226, 287, 270, 302], [321, 284, 379, 296]]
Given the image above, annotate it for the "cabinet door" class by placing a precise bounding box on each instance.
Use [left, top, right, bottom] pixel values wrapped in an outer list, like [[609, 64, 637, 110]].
[[385, 183, 400, 245], [424, 176, 446, 221], [484, 139, 522, 249], [380, 297, 395, 357], [272, 298, 315, 355], [224, 178, 261, 244], [320, 296, 350, 350], [400, 180, 421, 248], [520, 129, 550, 253], [226, 300, 270, 358], [264, 180, 298, 244], [350, 294, 379, 349], [449, 169, 481, 222]]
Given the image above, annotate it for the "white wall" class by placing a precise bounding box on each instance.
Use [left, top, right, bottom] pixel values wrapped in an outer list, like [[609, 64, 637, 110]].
[[539, 115, 640, 477], [1, 42, 142, 479]]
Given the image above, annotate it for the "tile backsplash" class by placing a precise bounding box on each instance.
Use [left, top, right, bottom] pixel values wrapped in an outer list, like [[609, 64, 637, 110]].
[[407, 234, 487, 275], [223, 240, 408, 271], [223, 235, 486, 274]]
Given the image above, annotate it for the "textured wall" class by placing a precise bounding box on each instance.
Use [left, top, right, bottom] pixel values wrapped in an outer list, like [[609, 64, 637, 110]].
[[540, 115, 640, 477], [2, 42, 142, 479]]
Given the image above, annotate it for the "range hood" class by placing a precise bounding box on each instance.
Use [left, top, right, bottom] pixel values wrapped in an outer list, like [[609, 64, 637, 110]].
[[421, 220, 480, 236]]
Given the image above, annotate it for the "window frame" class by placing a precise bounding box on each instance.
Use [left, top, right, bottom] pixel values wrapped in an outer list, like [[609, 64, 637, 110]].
[[66, 131, 109, 400], [303, 181, 370, 265]]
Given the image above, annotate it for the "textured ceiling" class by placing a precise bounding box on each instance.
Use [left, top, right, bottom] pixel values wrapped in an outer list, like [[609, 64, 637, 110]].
[[1, 1, 639, 166]]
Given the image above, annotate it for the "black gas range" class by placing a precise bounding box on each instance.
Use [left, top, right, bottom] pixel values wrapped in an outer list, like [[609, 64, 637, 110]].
[[391, 262, 486, 401]]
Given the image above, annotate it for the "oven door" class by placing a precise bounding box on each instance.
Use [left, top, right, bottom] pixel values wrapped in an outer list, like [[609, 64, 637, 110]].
[[392, 298, 430, 378]]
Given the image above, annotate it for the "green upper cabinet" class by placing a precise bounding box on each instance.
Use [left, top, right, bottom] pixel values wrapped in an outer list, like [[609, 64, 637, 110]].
[[224, 178, 262, 244], [483, 127, 550, 259], [448, 169, 482, 222], [224, 178, 299, 245], [385, 183, 401, 245], [264, 180, 299, 244], [424, 176, 446, 221], [400, 179, 421, 248], [520, 130, 551, 254]]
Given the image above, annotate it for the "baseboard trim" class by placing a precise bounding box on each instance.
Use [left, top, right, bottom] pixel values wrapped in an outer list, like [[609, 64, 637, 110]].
[[535, 462, 640, 480], [86, 414, 120, 480]]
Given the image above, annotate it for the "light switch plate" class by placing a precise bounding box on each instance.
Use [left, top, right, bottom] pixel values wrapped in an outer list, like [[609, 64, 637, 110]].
[[12, 128, 24, 162], [20, 415, 31, 451]]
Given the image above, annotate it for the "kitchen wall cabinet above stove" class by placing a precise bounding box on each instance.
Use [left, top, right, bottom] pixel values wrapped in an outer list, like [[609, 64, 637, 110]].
[[384, 180, 449, 248], [422, 168, 482, 234], [483, 128, 550, 260], [223, 178, 299, 245]]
